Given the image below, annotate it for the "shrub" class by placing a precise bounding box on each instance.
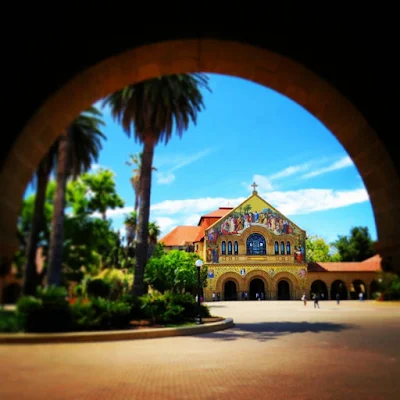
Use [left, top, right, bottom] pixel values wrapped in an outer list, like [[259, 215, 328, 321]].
[[86, 278, 111, 298], [17, 286, 72, 333], [71, 297, 131, 330], [0, 310, 24, 333]]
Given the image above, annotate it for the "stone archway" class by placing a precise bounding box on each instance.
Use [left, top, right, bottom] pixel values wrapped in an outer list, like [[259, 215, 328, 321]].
[[273, 271, 301, 300], [1, 40, 399, 272], [351, 279, 368, 300], [215, 272, 242, 301], [224, 280, 238, 301], [310, 279, 329, 300], [331, 280, 348, 301], [244, 269, 274, 300]]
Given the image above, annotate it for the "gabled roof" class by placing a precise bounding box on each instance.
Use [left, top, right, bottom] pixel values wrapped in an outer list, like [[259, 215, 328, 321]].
[[159, 226, 203, 247]]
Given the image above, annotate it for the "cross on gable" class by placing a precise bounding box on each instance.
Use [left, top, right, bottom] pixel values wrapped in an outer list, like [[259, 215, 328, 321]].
[[251, 181, 258, 193]]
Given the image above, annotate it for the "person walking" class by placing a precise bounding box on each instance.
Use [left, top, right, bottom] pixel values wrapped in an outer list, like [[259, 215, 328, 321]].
[[314, 293, 320, 309], [301, 292, 307, 306], [336, 292, 340, 305]]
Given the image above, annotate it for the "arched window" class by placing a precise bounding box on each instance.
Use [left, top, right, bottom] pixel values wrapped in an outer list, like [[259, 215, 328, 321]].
[[286, 241, 291, 255], [221, 241, 226, 255], [228, 241, 232, 255], [274, 241, 279, 255], [246, 233, 267, 255], [280, 241, 285, 255], [234, 241, 239, 255]]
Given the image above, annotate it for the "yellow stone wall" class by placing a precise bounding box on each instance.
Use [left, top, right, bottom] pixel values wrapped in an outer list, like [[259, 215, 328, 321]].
[[203, 264, 307, 301]]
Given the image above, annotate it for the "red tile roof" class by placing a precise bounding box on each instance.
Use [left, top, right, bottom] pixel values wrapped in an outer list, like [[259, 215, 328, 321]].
[[201, 207, 233, 218], [308, 255, 382, 272], [159, 226, 203, 246]]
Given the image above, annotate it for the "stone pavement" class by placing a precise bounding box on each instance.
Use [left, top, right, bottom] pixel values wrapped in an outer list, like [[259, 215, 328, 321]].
[[1, 300, 399, 399]]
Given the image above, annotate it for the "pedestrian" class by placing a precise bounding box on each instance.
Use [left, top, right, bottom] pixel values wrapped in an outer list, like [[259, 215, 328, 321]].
[[359, 292, 364, 301], [314, 293, 320, 309], [336, 292, 340, 304], [217, 292, 220, 301], [245, 291, 248, 300], [212, 292, 216, 302], [301, 292, 307, 306]]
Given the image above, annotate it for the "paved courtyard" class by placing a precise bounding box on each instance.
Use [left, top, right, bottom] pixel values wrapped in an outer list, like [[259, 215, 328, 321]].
[[1, 300, 399, 399]]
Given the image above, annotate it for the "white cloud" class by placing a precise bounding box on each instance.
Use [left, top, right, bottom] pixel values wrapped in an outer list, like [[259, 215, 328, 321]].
[[301, 156, 353, 179], [241, 174, 273, 192], [268, 162, 312, 180], [150, 196, 246, 215], [258, 188, 369, 215], [253, 174, 273, 191], [153, 217, 179, 237], [155, 148, 213, 185], [183, 214, 202, 226], [156, 172, 176, 185], [90, 163, 110, 171]]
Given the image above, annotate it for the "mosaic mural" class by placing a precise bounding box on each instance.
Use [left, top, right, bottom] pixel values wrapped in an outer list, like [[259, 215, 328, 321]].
[[205, 193, 306, 264]]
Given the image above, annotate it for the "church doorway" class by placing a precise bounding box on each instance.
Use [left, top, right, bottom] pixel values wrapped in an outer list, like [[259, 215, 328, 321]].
[[249, 278, 265, 300], [310, 280, 329, 300], [331, 280, 348, 300], [277, 280, 291, 300], [224, 280, 238, 301]]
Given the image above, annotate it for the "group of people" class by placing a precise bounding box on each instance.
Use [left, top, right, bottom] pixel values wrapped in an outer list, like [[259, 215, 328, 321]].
[[301, 292, 342, 308]]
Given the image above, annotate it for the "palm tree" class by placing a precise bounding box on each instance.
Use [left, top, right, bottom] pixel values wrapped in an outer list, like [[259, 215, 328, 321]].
[[124, 211, 137, 246], [46, 107, 106, 286], [103, 73, 210, 296], [22, 141, 58, 295], [126, 153, 156, 213], [147, 221, 161, 259]]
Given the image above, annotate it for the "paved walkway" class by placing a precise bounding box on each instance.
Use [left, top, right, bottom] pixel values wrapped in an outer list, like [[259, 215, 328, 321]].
[[1, 300, 399, 399]]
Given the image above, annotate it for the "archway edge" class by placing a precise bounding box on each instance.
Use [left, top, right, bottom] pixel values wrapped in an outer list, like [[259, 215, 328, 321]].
[[1, 39, 399, 263], [215, 272, 242, 294]]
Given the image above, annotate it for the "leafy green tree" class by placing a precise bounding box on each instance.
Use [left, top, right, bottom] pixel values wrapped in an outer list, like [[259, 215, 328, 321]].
[[331, 226, 376, 261], [103, 73, 211, 296], [145, 250, 207, 294], [306, 236, 337, 262], [47, 107, 106, 287], [67, 169, 124, 220]]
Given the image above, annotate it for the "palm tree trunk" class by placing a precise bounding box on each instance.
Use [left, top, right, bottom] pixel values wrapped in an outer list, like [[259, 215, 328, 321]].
[[134, 195, 139, 214], [102, 211, 106, 220], [132, 137, 154, 296], [47, 130, 71, 286], [22, 161, 51, 295]]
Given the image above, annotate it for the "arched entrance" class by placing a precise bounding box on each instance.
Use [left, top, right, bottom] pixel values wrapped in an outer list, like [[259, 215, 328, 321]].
[[224, 280, 238, 301], [277, 280, 291, 300], [1, 39, 399, 274], [351, 279, 367, 300], [249, 278, 265, 300], [310, 280, 329, 300], [331, 280, 348, 301]]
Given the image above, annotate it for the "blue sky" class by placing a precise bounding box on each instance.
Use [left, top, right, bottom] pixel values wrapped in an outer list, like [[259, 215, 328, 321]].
[[29, 73, 377, 244]]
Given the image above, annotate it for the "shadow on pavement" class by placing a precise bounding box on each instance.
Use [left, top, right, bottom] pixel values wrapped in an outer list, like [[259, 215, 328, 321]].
[[195, 321, 357, 342]]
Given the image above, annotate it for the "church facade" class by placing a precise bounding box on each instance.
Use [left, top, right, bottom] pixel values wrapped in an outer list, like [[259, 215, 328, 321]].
[[159, 185, 381, 302], [200, 185, 307, 301]]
